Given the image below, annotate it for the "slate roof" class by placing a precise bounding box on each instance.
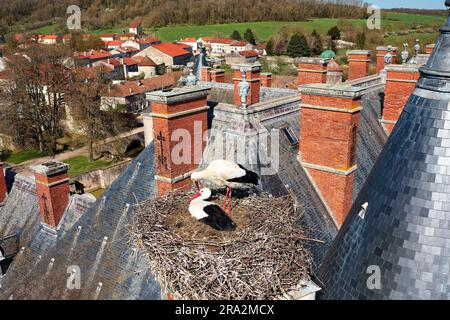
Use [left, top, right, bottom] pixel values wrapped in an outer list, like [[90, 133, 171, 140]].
[[0, 144, 162, 299], [318, 11, 450, 300], [0, 69, 388, 299]]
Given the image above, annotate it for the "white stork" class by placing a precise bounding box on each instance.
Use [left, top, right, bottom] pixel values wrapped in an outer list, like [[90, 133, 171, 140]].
[[189, 188, 237, 231], [191, 160, 260, 214]]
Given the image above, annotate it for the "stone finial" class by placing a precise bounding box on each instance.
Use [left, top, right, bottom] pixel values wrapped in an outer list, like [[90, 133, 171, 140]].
[[237, 68, 250, 109], [401, 43, 409, 64], [185, 62, 197, 86], [412, 39, 420, 64], [384, 45, 393, 67]]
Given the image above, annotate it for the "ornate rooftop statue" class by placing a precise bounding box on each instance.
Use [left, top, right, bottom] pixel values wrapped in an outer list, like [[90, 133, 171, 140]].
[[384, 45, 393, 67], [237, 68, 250, 109], [401, 43, 409, 64]]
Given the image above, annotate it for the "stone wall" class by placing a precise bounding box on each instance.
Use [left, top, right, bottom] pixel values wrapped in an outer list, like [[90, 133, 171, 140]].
[[74, 160, 132, 191]]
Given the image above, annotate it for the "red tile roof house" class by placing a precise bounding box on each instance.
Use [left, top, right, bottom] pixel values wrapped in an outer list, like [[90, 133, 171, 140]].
[[200, 37, 234, 54], [40, 34, 58, 45], [100, 74, 178, 113], [129, 20, 143, 35], [100, 33, 116, 42], [132, 55, 165, 78], [93, 58, 126, 80], [225, 49, 259, 65], [228, 40, 253, 54], [74, 50, 112, 66], [134, 42, 193, 67], [104, 40, 124, 50]]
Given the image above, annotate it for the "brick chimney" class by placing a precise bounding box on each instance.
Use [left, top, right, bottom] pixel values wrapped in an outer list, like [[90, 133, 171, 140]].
[[31, 161, 70, 229], [0, 163, 7, 205], [146, 87, 211, 195], [210, 69, 225, 83], [260, 72, 272, 87], [381, 64, 420, 134], [425, 44, 435, 55], [299, 84, 363, 226], [376, 46, 397, 73], [232, 63, 261, 106], [298, 57, 329, 85], [347, 50, 372, 81], [201, 66, 211, 82]]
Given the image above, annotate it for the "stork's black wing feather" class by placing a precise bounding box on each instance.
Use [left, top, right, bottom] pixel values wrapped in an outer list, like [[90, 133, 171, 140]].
[[201, 205, 237, 231], [226, 164, 260, 185]]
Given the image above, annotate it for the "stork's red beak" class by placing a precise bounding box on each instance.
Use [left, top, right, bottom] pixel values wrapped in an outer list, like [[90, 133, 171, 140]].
[[190, 193, 201, 201], [195, 181, 200, 190]]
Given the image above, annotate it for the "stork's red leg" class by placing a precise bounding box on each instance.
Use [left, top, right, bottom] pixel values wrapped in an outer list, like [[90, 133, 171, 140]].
[[223, 187, 230, 210], [226, 187, 233, 215]]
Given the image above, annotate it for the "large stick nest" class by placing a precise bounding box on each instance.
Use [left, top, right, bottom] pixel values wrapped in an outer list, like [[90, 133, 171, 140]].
[[131, 189, 316, 300]]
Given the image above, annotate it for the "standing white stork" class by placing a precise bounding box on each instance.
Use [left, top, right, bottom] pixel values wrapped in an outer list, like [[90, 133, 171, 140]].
[[191, 160, 260, 214], [189, 188, 237, 231]]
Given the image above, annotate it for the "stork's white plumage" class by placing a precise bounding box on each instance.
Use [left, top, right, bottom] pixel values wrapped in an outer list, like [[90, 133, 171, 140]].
[[189, 188, 237, 231], [191, 160, 260, 214]]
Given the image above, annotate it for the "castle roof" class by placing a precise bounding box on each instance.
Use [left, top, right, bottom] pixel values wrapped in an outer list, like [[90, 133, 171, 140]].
[[318, 8, 450, 300]]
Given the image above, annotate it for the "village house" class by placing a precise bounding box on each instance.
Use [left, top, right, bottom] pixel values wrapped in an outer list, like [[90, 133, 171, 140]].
[[100, 33, 116, 42], [225, 49, 259, 64], [227, 40, 253, 54], [129, 20, 143, 35], [199, 37, 234, 54], [39, 34, 58, 45], [104, 40, 124, 51], [100, 74, 178, 113], [178, 38, 199, 51], [92, 58, 126, 80], [74, 50, 112, 66], [118, 33, 136, 41], [132, 55, 165, 78], [134, 42, 192, 67]]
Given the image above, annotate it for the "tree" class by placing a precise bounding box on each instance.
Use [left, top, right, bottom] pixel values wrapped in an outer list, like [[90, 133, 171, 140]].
[[230, 30, 242, 41], [310, 29, 323, 56], [356, 32, 366, 49], [327, 38, 337, 54], [327, 26, 341, 41], [266, 39, 274, 55], [1, 45, 71, 154], [244, 28, 256, 45], [287, 33, 310, 58], [67, 67, 132, 162], [274, 41, 286, 56]]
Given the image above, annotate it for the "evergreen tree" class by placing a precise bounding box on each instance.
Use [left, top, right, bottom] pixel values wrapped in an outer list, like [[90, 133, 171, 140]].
[[287, 33, 310, 58], [356, 32, 366, 49], [266, 39, 274, 55], [327, 26, 341, 41], [310, 29, 323, 56], [244, 28, 256, 45], [230, 30, 242, 41], [327, 38, 337, 54]]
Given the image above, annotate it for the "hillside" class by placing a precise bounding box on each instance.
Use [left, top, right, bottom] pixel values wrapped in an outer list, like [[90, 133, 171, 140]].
[[0, 0, 367, 34]]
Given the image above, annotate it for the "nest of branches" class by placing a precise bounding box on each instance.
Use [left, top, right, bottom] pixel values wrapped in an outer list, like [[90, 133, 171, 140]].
[[131, 189, 316, 300]]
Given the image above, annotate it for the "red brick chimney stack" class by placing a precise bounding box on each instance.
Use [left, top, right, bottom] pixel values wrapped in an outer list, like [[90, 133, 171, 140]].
[[210, 69, 225, 83], [376, 46, 398, 73], [299, 84, 363, 226], [31, 161, 70, 229], [298, 57, 329, 85], [146, 87, 211, 196], [381, 64, 420, 134], [260, 72, 272, 87], [0, 163, 7, 205], [232, 63, 261, 106], [347, 50, 372, 81], [201, 66, 211, 82]]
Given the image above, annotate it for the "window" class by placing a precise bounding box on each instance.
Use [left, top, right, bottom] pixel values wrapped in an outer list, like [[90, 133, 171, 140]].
[[281, 126, 299, 147]]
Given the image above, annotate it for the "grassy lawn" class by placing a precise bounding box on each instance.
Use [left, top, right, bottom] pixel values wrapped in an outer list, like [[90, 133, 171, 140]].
[[64, 155, 116, 177], [2, 149, 52, 165], [386, 32, 440, 48]]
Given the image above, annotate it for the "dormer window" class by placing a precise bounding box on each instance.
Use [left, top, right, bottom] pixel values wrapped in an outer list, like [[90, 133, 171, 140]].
[[358, 202, 368, 219], [280, 125, 299, 147]]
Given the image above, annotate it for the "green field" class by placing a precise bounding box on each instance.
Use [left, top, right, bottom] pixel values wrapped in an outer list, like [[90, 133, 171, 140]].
[[33, 12, 446, 43], [2, 149, 52, 165], [64, 155, 116, 177]]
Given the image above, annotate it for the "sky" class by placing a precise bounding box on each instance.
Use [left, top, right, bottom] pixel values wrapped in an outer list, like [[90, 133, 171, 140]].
[[369, 0, 446, 9]]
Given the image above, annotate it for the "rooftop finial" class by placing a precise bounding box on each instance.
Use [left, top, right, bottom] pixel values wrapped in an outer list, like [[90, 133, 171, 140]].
[[238, 67, 250, 109], [401, 43, 409, 64], [384, 45, 393, 67]]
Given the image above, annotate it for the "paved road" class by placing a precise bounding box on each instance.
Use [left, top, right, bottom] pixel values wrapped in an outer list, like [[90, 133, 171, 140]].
[[12, 127, 144, 176]]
